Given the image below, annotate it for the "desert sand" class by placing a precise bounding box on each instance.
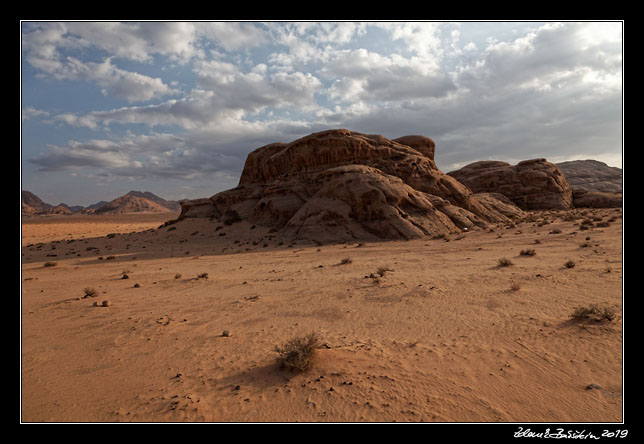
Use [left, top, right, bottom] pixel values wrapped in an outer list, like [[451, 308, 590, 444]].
[[21, 208, 622, 423]]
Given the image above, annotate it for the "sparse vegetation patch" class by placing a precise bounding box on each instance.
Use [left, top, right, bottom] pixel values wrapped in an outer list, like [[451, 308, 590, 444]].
[[83, 287, 98, 298], [376, 266, 393, 277], [570, 305, 616, 322], [274, 333, 320, 372], [497, 258, 513, 267]]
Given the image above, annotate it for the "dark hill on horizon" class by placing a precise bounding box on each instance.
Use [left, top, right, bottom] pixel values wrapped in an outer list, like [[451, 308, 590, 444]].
[[22, 190, 181, 216]]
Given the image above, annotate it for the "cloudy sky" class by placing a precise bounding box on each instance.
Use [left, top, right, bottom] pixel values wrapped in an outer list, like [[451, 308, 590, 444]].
[[21, 21, 622, 207]]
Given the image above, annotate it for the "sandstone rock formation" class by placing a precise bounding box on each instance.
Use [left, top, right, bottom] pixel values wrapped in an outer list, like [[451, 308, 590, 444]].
[[447, 159, 574, 210], [556, 160, 622, 194], [571, 189, 622, 208], [180, 129, 524, 243], [556, 160, 622, 208]]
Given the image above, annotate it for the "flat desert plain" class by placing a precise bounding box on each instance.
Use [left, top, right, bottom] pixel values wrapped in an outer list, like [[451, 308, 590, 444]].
[[21, 209, 623, 423]]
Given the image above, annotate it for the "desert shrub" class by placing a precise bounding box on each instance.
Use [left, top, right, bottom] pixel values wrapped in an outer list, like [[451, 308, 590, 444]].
[[43, 261, 57, 267], [274, 333, 320, 372], [340, 258, 353, 265], [376, 266, 392, 277], [197, 272, 209, 279], [497, 258, 513, 267], [83, 287, 98, 298], [520, 249, 536, 256], [570, 305, 616, 322], [564, 260, 576, 269]]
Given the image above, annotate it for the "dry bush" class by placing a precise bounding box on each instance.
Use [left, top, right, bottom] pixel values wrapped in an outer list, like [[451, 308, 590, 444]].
[[520, 249, 536, 256], [497, 258, 513, 267], [340, 258, 353, 265], [570, 305, 616, 322], [274, 333, 320, 372], [43, 261, 57, 267], [564, 260, 576, 269], [83, 287, 98, 298]]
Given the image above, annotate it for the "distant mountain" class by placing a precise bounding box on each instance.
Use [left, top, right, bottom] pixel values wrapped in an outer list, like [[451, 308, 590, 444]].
[[556, 160, 622, 194], [48, 204, 72, 215], [22, 190, 181, 215], [21, 190, 51, 215], [93, 193, 176, 215], [85, 201, 109, 211], [123, 190, 181, 212]]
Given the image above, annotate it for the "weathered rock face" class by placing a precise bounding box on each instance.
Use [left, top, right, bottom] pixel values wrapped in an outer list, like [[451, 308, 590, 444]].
[[392, 135, 435, 160], [447, 159, 574, 210], [556, 160, 622, 194], [555, 160, 622, 208], [180, 129, 524, 242], [572, 189, 622, 208]]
